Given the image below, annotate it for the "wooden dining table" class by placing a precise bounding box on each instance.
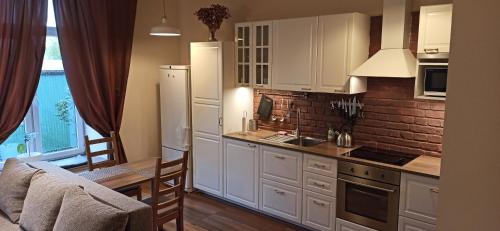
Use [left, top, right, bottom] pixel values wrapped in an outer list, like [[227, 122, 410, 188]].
[[79, 158, 158, 191]]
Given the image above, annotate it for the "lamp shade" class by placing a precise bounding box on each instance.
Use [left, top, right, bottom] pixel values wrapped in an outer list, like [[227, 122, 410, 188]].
[[150, 18, 181, 36]]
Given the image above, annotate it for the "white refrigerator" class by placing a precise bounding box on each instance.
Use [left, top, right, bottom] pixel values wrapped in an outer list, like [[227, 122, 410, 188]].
[[159, 65, 193, 191]]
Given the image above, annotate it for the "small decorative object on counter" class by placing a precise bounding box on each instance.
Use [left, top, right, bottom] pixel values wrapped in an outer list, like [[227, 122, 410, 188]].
[[194, 4, 231, 41], [248, 119, 258, 132], [327, 127, 335, 142], [241, 111, 248, 135], [330, 96, 363, 148]]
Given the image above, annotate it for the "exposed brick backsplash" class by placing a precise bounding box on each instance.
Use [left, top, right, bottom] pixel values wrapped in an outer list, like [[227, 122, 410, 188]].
[[253, 14, 446, 157]]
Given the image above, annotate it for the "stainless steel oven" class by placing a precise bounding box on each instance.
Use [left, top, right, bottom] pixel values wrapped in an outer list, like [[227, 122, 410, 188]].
[[337, 161, 401, 231]]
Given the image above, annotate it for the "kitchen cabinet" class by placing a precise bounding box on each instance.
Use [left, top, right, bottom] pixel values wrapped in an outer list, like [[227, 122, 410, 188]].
[[398, 216, 436, 231], [253, 21, 273, 89], [302, 190, 336, 231], [223, 139, 260, 209], [260, 178, 302, 223], [417, 4, 453, 55], [272, 17, 318, 92], [316, 13, 370, 94], [261, 145, 303, 187], [191, 42, 225, 196], [303, 171, 337, 197], [235, 21, 272, 89], [303, 153, 338, 178], [235, 23, 252, 86], [399, 173, 439, 225], [336, 218, 377, 231]]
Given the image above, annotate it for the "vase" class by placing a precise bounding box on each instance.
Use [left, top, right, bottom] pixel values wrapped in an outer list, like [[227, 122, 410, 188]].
[[208, 28, 217, 41]]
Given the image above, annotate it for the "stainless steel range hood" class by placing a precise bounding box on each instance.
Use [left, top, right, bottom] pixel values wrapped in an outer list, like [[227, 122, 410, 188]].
[[350, 0, 416, 78]]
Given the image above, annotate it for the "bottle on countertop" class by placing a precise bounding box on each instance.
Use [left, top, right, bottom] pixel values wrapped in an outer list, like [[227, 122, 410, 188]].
[[327, 127, 335, 142]]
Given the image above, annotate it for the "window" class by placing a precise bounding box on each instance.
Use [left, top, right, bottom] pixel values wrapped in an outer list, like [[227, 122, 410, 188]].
[[0, 1, 86, 163]]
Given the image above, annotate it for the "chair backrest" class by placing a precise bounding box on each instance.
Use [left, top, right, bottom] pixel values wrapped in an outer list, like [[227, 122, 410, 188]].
[[84, 131, 119, 171], [151, 151, 189, 226]]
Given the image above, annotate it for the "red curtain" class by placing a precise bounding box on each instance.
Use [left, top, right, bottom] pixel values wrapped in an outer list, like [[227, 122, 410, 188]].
[[52, 0, 137, 163], [0, 0, 47, 144]]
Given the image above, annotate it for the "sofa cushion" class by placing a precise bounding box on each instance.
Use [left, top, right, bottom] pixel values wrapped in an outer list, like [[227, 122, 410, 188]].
[[0, 210, 22, 231], [0, 158, 40, 223], [53, 187, 129, 231], [19, 172, 80, 231]]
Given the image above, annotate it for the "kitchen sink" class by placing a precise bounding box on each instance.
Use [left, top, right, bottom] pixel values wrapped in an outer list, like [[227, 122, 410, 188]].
[[283, 136, 325, 147]]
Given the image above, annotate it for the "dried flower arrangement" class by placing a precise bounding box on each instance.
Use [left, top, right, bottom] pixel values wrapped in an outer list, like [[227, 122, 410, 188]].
[[194, 4, 231, 41]]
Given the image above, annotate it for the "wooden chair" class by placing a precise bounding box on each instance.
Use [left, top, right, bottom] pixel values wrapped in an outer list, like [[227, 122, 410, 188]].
[[148, 152, 188, 231], [84, 131, 142, 200]]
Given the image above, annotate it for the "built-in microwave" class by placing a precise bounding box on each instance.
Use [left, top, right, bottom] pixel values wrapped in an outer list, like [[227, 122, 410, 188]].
[[424, 66, 448, 97]]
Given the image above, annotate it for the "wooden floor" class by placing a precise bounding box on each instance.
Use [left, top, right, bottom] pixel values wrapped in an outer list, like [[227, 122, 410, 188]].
[[141, 184, 306, 231]]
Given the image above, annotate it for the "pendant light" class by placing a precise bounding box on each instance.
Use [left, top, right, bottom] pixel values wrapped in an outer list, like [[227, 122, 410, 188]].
[[150, 0, 180, 36]]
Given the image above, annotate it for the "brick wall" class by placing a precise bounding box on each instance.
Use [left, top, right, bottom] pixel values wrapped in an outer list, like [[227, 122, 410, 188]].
[[253, 14, 446, 157]]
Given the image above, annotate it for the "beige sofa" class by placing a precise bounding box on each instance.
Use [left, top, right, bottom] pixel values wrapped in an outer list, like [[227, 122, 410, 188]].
[[0, 161, 152, 231]]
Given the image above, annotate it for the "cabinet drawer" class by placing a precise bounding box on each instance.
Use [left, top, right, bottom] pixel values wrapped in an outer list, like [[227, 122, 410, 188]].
[[303, 171, 336, 197], [303, 154, 337, 178], [302, 190, 336, 231], [261, 146, 303, 187], [259, 178, 302, 223], [398, 216, 436, 231], [399, 173, 439, 224], [336, 218, 377, 231]]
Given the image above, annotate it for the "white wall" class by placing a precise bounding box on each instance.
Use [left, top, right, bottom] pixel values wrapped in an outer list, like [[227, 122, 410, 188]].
[[121, 0, 180, 162], [437, 0, 500, 230]]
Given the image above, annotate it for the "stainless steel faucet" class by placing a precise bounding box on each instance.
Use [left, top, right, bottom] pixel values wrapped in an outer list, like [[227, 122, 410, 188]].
[[295, 108, 301, 139]]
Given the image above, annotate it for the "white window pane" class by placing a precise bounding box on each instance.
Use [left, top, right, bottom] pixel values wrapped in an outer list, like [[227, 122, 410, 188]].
[[46, 0, 56, 27]]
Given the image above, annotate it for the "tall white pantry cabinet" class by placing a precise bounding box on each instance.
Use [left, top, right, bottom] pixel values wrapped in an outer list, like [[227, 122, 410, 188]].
[[190, 42, 253, 197]]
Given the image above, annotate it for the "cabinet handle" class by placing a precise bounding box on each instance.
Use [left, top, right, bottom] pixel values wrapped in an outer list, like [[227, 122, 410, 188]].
[[248, 144, 257, 148], [430, 187, 439, 194], [312, 181, 327, 188], [274, 189, 285, 195], [218, 117, 223, 127], [313, 163, 327, 169], [255, 84, 264, 88], [274, 155, 286, 160], [334, 89, 345, 93], [301, 88, 311, 91], [424, 48, 439, 54], [312, 200, 326, 207]]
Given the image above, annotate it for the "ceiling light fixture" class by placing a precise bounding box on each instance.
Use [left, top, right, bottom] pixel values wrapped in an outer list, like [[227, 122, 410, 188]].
[[150, 0, 180, 36]]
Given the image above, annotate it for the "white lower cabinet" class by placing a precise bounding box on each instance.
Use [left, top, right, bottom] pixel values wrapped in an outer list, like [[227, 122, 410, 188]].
[[261, 145, 303, 187], [223, 139, 259, 209], [303, 171, 337, 197], [302, 190, 336, 231], [260, 178, 302, 223], [399, 173, 439, 224], [336, 219, 377, 231], [398, 216, 436, 231]]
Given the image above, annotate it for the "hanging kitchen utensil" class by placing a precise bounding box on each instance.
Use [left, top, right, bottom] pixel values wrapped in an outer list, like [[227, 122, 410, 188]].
[[257, 95, 273, 120]]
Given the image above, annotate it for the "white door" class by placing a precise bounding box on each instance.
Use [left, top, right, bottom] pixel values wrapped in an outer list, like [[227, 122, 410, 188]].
[[398, 216, 436, 231], [336, 218, 377, 231], [316, 14, 350, 93], [399, 173, 439, 225], [418, 4, 453, 54], [302, 190, 336, 231], [223, 139, 259, 208], [260, 178, 302, 223], [191, 42, 224, 196], [160, 67, 190, 151], [272, 17, 317, 91]]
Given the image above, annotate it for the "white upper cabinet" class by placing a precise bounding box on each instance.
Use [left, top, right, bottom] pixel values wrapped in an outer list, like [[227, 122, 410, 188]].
[[316, 13, 370, 94], [253, 21, 273, 89], [417, 4, 453, 55], [272, 17, 318, 92], [235, 23, 252, 86]]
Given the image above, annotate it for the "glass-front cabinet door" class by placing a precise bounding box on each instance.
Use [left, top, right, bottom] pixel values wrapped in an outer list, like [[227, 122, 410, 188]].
[[235, 23, 252, 86], [253, 21, 272, 89]]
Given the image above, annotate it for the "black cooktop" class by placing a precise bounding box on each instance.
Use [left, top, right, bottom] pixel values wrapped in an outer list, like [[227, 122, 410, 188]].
[[344, 147, 418, 166]]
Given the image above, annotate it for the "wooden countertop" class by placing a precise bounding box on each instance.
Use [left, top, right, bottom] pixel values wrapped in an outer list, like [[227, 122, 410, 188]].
[[223, 130, 441, 178]]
